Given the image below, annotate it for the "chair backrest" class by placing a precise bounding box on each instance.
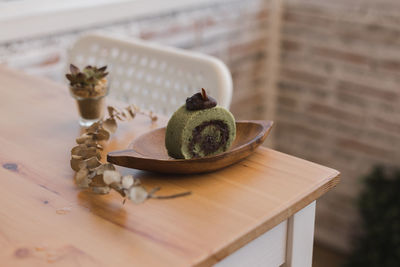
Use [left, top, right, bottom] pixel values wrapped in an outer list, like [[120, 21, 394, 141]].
[[68, 34, 232, 115]]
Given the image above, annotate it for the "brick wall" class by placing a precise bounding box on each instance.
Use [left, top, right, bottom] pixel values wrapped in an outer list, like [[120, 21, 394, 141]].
[[0, 0, 270, 120], [276, 0, 400, 252]]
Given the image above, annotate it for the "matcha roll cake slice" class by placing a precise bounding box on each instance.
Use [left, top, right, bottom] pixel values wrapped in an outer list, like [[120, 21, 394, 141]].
[[165, 89, 236, 159]]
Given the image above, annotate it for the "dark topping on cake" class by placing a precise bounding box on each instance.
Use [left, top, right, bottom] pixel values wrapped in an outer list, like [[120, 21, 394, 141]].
[[188, 120, 229, 158], [186, 88, 217, 111]]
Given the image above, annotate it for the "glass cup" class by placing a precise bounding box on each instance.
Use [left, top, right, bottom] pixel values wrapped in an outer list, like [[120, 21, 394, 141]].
[[70, 86, 109, 127]]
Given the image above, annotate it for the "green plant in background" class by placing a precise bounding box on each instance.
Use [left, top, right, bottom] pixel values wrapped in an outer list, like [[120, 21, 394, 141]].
[[345, 166, 400, 267]]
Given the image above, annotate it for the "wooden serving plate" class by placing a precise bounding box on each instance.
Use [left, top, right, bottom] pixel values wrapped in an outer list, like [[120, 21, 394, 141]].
[[107, 120, 273, 174]]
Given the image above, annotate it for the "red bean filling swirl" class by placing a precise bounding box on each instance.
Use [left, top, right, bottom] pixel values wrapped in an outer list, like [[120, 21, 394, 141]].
[[188, 120, 229, 158]]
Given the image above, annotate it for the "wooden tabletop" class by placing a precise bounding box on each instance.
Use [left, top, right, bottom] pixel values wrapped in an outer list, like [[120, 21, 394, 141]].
[[0, 65, 340, 267]]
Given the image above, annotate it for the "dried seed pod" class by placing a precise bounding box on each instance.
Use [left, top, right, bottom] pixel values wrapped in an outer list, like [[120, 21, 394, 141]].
[[76, 133, 92, 144], [92, 163, 115, 176], [121, 175, 134, 189], [84, 157, 102, 170], [71, 145, 99, 159], [75, 168, 90, 188], [92, 186, 111, 194], [94, 129, 110, 141], [70, 158, 83, 171], [71, 145, 85, 156], [127, 186, 148, 204], [127, 105, 137, 118], [83, 139, 102, 150], [71, 154, 83, 160], [149, 111, 157, 121], [103, 170, 121, 185], [103, 118, 117, 133], [107, 106, 116, 118], [133, 178, 142, 186], [86, 121, 102, 134], [130, 104, 139, 112], [122, 108, 133, 121], [88, 170, 98, 179], [89, 174, 107, 187], [115, 114, 124, 121], [110, 182, 123, 192]]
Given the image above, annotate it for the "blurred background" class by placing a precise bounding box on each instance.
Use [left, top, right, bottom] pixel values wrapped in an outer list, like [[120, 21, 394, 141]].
[[1, 0, 399, 266]]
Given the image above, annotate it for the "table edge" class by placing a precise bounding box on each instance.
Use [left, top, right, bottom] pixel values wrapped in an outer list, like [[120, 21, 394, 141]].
[[194, 168, 341, 267]]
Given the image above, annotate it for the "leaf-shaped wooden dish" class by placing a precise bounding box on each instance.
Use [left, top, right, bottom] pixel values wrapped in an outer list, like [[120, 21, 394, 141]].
[[107, 120, 273, 174]]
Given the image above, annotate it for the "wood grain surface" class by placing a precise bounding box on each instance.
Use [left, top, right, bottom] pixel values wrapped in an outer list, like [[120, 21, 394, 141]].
[[0, 65, 340, 267]]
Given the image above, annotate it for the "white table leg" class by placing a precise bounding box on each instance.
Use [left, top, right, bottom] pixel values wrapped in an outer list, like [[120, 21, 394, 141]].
[[284, 201, 316, 267], [214, 220, 287, 267]]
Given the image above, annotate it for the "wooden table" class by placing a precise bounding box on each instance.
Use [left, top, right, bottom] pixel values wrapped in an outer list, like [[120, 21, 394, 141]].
[[0, 65, 340, 267]]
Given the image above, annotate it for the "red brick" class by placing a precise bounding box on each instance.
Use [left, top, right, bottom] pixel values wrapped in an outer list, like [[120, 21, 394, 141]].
[[231, 92, 265, 119], [232, 78, 266, 102], [256, 9, 269, 20], [228, 38, 267, 56], [231, 61, 267, 85], [277, 95, 298, 108], [336, 138, 393, 159], [313, 46, 369, 65], [374, 117, 400, 135], [335, 92, 368, 108], [283, 11, 332, 28], [276, 121, 324, 139], [337, 80, 398, 102], [281, 68, 327, 85], [230, 51, 267, 67], [379, 59, 400, 72], [281, 39, 302, 52], [307, 103, 363, 123], [231, 90, 264, 107]]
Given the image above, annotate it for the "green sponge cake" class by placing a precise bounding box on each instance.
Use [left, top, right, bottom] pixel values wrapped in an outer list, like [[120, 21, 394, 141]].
[[165, 89, 236, 159]]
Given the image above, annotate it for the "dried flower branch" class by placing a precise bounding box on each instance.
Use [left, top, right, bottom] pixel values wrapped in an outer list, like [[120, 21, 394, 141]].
[[70, 105, 190, 204], [150, 191, 192, 200]]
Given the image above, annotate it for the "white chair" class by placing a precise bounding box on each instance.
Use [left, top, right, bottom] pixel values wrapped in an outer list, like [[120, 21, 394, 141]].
[[68, 34, 232, 115]]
